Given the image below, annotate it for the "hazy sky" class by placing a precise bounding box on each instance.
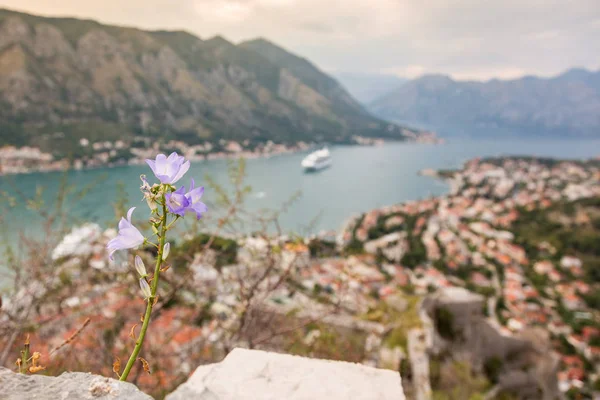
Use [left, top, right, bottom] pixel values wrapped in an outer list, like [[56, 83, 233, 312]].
[[1, 0, 599, 80]]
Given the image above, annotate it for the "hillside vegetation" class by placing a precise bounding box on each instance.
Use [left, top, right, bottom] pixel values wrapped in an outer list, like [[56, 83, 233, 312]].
[[0, 8, 416, 155]]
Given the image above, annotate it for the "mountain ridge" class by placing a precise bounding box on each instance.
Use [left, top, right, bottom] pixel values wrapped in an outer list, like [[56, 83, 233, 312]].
[[369, 68, 600, 137], [0, 7, 417, 158]]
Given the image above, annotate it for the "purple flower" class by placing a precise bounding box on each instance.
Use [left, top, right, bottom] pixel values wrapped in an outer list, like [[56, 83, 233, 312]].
[[107, 207, 145, 260], [146, 152, 190, 184], [165, 186, 190, 216], [184, 179, 208, 220]]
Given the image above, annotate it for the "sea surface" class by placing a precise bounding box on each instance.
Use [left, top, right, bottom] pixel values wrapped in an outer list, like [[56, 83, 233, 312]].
[[1, 138, 599, 248]]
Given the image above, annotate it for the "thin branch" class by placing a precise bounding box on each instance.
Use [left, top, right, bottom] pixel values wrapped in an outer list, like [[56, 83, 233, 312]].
[[49, 318, 91, 356]]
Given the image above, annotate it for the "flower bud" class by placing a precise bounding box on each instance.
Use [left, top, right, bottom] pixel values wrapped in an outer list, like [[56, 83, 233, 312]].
[[135, 256, 147, 277], [162, 243, 170, 261], [139, 278, 152, 299]]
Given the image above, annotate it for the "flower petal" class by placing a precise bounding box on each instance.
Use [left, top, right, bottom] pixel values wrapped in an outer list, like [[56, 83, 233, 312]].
[[127, 207, 136, 223], [107, 237, 125, 260], [166, 191, 190, 216], [118, 228, 145, 248], [146, 152, 190, 184], [107, 236, 122, 251], [186, 186, 204, 204], [145, 159, 157, 176], [171, 160, 190, 184], [155, 153, 167, 169], [155, 173, 173, 184], [118, 216, 131, 231], [191, 202, 208, 220]]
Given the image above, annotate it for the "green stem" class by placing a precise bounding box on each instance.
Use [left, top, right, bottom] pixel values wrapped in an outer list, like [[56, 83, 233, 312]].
[[120, 193, 168, 381], [19, 339, 30, 374], [165, 215, 180, 231]]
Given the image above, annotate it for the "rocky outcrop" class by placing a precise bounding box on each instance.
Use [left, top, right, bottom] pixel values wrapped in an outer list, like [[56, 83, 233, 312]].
[[166, 348, 405, 400], [0, 367, 153, 400], [0, 349, 406, 400]]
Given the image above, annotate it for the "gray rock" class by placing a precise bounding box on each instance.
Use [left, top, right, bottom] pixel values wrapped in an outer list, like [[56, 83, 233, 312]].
[[166, 348, 405, 400], [0, 367, 153, 399]]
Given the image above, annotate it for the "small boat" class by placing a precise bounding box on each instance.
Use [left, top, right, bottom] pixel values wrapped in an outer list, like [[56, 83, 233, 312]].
[[301, 147, 331, 172]]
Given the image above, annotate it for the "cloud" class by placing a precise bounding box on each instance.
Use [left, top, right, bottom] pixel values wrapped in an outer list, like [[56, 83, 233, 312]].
[[193, 1, 254, 23], [0, 0, 598, 80]]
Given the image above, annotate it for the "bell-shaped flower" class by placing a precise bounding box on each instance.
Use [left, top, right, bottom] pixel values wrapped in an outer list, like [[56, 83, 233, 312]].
[[184, 179, 208, 220], [135, 255, 147, 277], [107, 207, 145, 260], [165, 186, 190, 216], [146, 152, 190, 184]]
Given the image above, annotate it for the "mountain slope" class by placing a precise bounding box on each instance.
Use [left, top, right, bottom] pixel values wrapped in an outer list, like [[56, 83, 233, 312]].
[[240, 38, 361, 112], [0, 8, 416, 157], [369, 69, 600, 137]]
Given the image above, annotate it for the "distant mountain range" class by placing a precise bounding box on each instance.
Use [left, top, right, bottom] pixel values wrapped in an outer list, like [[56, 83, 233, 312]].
[[369, 69, 600, 137], [333, 72, 406, 105], [0, 8, 418, 157]]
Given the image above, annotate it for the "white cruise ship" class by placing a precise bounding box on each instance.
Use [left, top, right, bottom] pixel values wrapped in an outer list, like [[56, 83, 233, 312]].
[[301, 147, 332, 172]]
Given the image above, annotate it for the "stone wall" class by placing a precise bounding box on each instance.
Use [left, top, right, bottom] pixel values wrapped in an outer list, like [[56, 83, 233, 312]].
[[424, 287, 560, 400]]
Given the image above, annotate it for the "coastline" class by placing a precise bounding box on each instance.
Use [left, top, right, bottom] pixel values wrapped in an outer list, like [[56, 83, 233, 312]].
[[4, 140, 597, 265], [0, 136, 443, 177], [0, 143, 306, 177]]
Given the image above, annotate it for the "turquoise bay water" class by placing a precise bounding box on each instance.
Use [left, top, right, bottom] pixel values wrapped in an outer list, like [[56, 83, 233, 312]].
[[1, 138, 599, 243]]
